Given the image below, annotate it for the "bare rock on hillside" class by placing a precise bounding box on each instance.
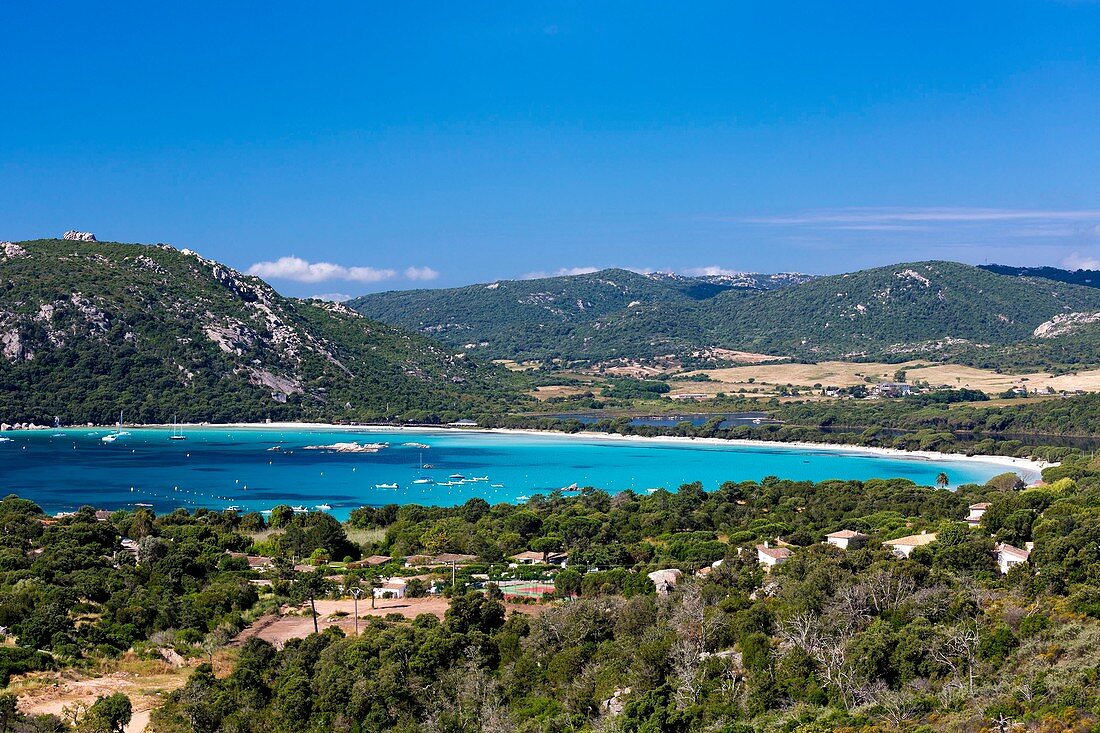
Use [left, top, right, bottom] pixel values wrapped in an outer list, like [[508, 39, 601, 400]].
[[63, 230, 97, 242]]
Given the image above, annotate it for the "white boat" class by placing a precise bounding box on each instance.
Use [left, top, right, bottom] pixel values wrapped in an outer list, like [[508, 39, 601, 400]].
[[225, 505, 242, 512], [52, 432, 65, 437], [449, 473, 465, 480], [516, 495, 531, 502], [412, 478, 434, 485], [561, 483, 580, 492], [375, 483, 398, 490], [314, 503, 332, 511], [470, 476, 489, 482], [490, 483, 504, 488], [102, 410, 128, 442], [267, 445, 282, 452], [169, 415, 186, 440], [0, 437, 12, 443], [291, 505, 308, 513]]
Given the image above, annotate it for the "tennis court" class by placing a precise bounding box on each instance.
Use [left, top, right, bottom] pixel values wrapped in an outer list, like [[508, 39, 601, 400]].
[[492, 580, 557, 598]]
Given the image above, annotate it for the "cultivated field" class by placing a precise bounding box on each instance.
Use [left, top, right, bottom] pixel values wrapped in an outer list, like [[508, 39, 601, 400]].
[[674, 360, 1100, 396]]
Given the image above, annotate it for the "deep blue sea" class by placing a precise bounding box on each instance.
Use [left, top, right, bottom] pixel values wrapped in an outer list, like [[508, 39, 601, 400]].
[[0, 427, 1022, 520]]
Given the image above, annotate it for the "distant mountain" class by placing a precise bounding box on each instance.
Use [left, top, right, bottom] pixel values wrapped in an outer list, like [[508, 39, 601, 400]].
[[351, 261, 1100, 365], [0, 239, 524, 424], [348, 268, 813, 362], [979, 263, 1100, 289]]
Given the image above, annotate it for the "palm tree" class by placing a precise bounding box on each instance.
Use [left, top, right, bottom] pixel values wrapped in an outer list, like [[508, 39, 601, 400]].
[[936, 472, 949, 489]]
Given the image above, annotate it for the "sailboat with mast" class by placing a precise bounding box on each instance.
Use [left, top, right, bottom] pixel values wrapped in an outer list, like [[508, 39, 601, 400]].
[[102, 410, 130, 442], [411, 452, 434, 484], [169, 415, 186, 441]]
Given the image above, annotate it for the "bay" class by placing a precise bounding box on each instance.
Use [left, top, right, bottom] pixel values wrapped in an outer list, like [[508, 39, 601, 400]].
[[0, 427, 1026, 520]]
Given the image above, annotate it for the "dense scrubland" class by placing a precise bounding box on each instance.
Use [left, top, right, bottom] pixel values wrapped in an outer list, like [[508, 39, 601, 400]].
[[0, 448, 1095, 731]]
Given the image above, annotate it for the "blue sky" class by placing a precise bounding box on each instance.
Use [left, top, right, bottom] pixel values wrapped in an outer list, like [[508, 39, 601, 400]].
[[3, 2, 1099, 297]]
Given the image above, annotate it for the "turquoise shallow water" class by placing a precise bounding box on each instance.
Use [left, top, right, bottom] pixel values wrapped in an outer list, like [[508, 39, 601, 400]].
[[0, 427, 1021, 520]]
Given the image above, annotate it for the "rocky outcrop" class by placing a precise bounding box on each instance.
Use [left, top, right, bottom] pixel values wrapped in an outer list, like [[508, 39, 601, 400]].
[[63, 230, 97, 242], [0, 242, 27, 258], [1033, 311, 1100, 338]]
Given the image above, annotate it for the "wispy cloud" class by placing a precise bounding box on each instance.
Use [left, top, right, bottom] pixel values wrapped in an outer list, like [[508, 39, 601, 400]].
[[521, 266, 599, 279], [248, 256, 439, 283], [734, 207, 1100, 226], [310, 292, 353, 302], [404, 266, 439, 281], [682, 266, 745, 277], [1062, 251, 1100, 270]]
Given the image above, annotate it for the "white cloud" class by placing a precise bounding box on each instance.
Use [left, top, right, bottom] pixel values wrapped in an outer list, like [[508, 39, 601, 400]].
[[682, 266, 745, 277], [405, 266, 440, 281], [247, 256, 399, 283], [310, 292, 353, 302], [1062, 251, 1100, 270]]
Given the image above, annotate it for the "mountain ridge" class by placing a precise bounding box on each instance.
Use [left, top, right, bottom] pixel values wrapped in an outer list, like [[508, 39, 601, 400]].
[[349, 260, 1100, 366]]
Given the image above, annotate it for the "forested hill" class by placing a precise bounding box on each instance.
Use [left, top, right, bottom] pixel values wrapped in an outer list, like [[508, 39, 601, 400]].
[[0, 239, 526, 424], [347, 268, 814, 362], [350, 261, 1100, 364]]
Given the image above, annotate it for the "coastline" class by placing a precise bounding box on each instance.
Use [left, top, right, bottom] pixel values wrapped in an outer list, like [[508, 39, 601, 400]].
[[234, 421, 1052, 484], [20, 420, 1051, 484]]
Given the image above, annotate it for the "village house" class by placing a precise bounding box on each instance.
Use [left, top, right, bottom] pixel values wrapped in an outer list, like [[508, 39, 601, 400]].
[[871, 382, 913, 398], [965, 503, 991, 527], [374, 577, 408, 599], [510, 550, 569, 566], [824, 529, 868, 550], [994, 542, 1031, 575], [756, 541, 791, 568], [883, 531, 938, 558]]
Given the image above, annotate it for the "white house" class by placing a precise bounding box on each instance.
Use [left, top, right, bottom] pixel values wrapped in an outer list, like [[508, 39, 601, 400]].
[[965, 503, 991, 527], [994, 542, 1031, 575], [883, 531, 938, 559], [756, 542, 791, 569], [824, 529, 868, 550], [373, 578, 408, 599]]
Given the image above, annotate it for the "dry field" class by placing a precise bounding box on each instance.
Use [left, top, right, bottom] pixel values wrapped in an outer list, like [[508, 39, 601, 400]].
[[12, 654, 234, 733], [531, 385, 592, 400], [234, 597, 543, 650], [675, 360, 1100, 396]]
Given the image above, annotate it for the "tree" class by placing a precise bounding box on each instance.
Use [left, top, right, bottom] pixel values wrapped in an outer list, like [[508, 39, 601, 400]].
[[936, 472, 949, 489], [81, 694, 132, 733], [293, 569, 332, 635], [555, 569, 582, 599]]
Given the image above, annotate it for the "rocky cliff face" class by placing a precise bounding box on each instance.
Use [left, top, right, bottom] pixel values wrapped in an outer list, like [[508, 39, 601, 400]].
[[63, 230, 97, 241]]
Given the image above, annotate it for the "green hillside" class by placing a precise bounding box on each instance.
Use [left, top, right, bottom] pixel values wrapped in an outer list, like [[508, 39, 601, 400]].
[[352, 260, 1100, 365], [0, 239, 526, 424], [701, 260, 1100, 359]]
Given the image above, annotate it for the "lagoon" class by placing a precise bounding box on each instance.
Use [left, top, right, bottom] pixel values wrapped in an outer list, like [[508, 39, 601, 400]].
[[0, 426, 1033, 520]]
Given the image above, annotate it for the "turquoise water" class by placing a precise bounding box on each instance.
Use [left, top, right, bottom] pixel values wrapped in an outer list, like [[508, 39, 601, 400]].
[[0, 427, 1021, 520]]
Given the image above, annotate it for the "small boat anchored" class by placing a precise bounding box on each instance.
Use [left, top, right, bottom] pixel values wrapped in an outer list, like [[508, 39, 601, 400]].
[[169, 415, 186, 440], [375, 483, 399, 490]]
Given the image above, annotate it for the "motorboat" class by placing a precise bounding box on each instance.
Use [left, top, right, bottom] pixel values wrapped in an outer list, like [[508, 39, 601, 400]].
[[314, 503, 332, 511], [375, 483, 399, 490]]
